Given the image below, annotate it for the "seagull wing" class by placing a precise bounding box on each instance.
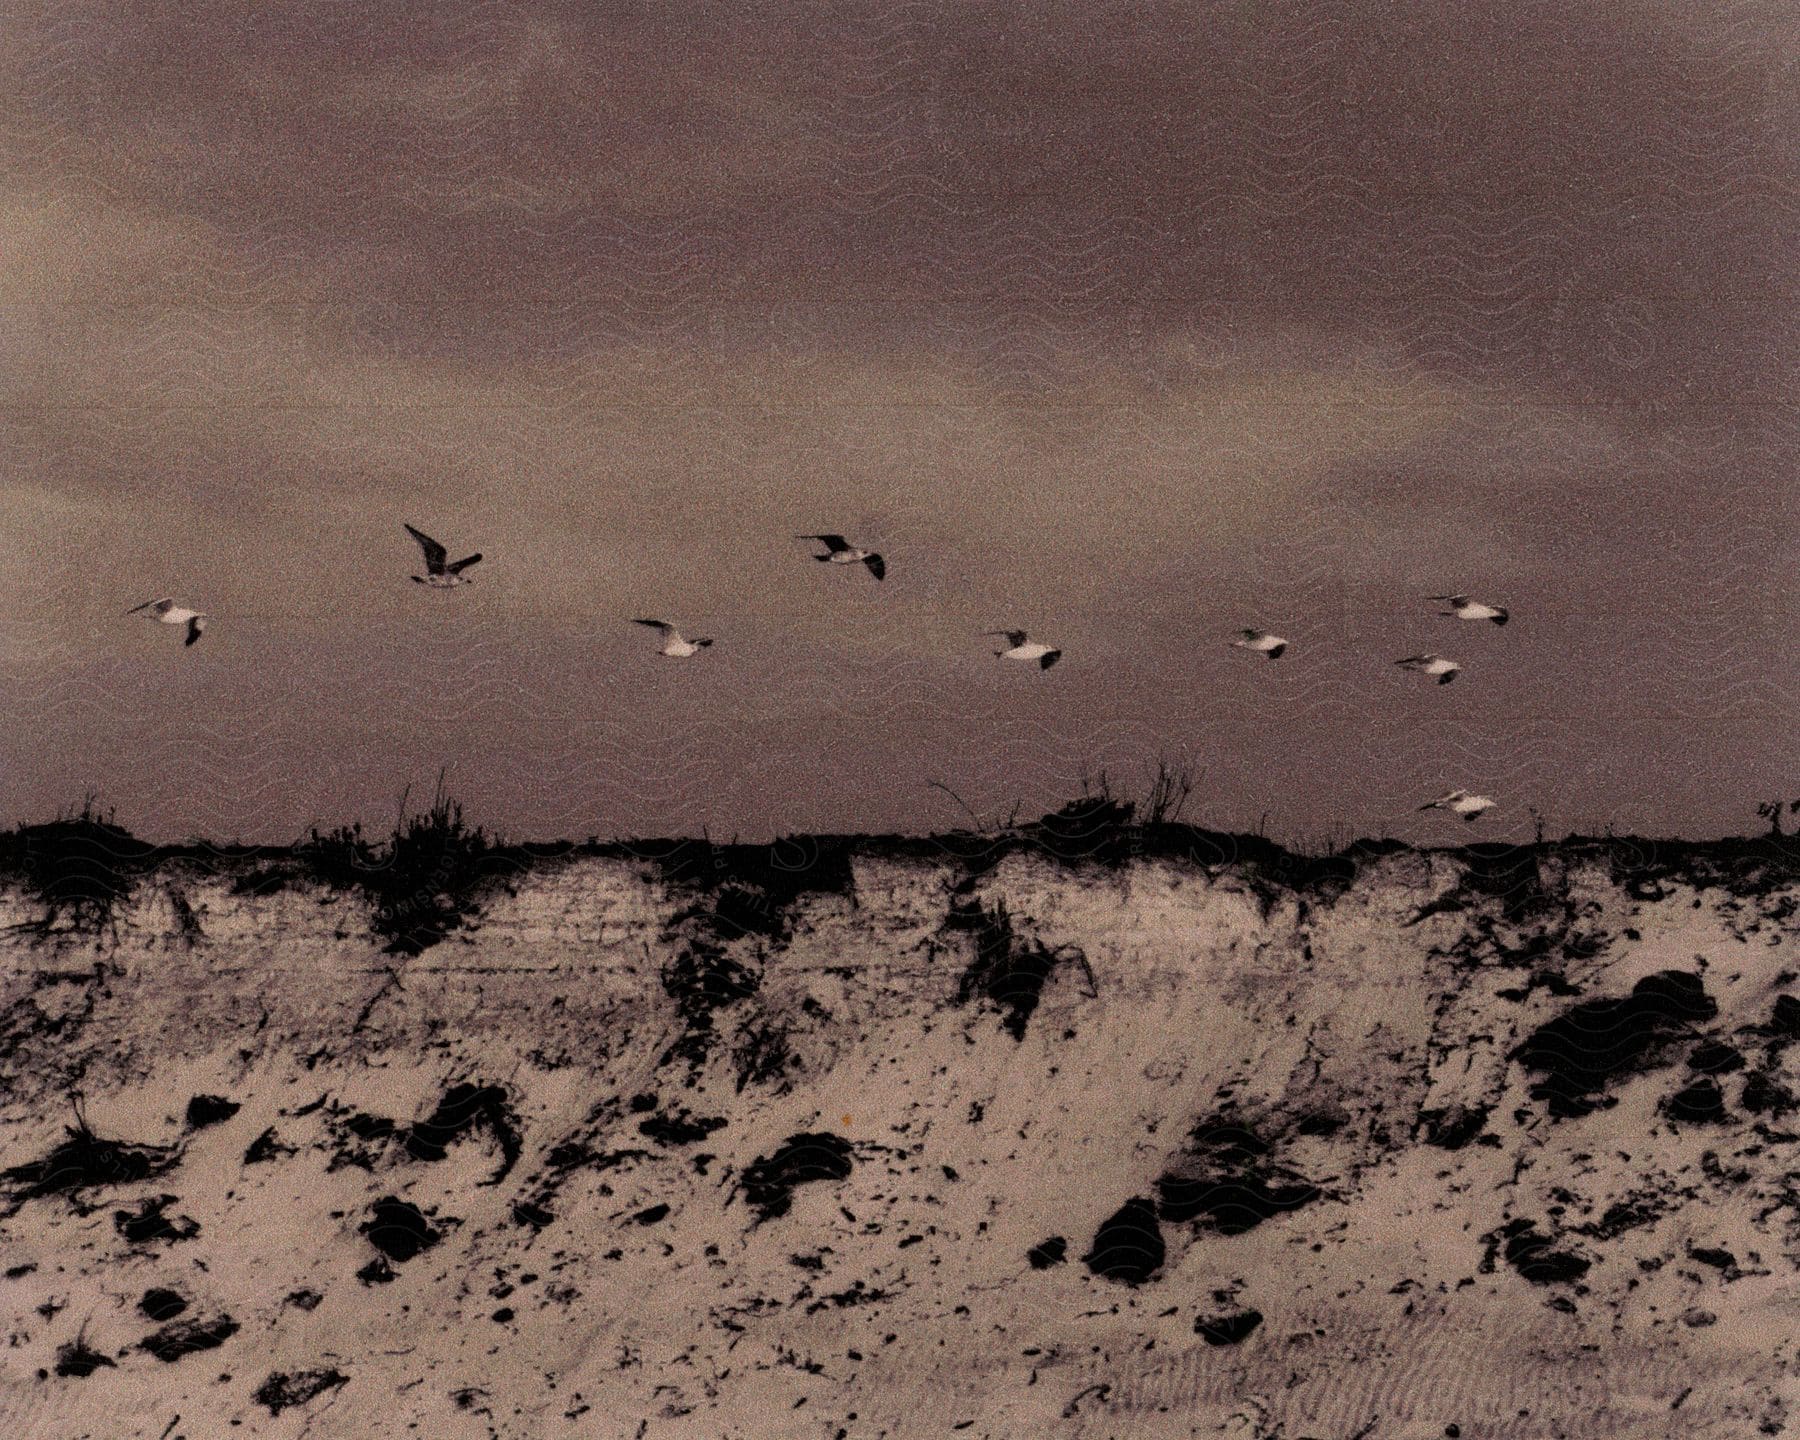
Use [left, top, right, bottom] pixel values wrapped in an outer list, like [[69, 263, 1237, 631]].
[[797, 533, 850, 552], [184, 616, 206, 646], [634, 619, 674, 635], [446, 552, 483, 574], [404, 524, 448, 572], [126, 598, 171, 616], [862, 552, 885, 580]]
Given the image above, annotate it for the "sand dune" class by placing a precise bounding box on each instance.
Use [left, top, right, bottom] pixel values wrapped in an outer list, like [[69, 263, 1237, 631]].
[[1, 836, 1796, 1438]]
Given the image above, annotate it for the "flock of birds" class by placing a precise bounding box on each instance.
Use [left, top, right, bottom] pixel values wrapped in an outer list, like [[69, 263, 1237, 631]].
[[126, 525, 1512, 823]]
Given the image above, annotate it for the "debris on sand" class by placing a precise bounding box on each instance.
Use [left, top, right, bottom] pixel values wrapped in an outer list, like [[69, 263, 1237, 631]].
[[2, 1110, 180, 1209], [139, 1314, 239, 1362], [1485, 1220, 1591, 1285], [184, 1095, 240, 1130], [738, 1134, 854, 1222], [113, 1194, 200, 1244], [360, 1197, 442, 1263], [1027, 1236, 1067, 1270], [1195, 1308, 1264, 1345], [53, 1327, 117, 1378], [404, 1083, 522, 1184], [637, 1107, 728, 1147], [1514, 971, 1717, 1118], [1156, 1117, 1321, 1235], [242, 1127, 296, 1165], [253, 1368, 349, 1416], [1083, 1196, 1165, 1284]]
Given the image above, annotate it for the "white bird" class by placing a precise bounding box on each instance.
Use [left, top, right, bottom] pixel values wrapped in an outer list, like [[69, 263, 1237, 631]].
[[797, 533, 884, 581], [406, 524, 483, 587], [1231, 629, 1287, 659], [1396, 653, 1462, 685], [1431, 594, 1508, 625], [126, 598, 206, 647], [1419, 789, 1496, 822], [986, 630, 1061, 670], [634, 619, 714, 657]]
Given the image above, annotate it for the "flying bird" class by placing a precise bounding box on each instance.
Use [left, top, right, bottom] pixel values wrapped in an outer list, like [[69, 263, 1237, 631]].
[[1419, 789, 1496, 822], [797, 534, 884, 581], [1396, 653, 1463, 685], [1431, 594, 1508, 625], [405, 524, 483, 587], [126, 598, 206, 647], [1231, 629, 1288, 659], [634, 619, 714, 658], [987, 630, 1061, 670]]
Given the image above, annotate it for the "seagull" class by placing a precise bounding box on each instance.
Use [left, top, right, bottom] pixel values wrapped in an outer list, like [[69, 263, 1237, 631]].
[[986, 630, 1061, 670], [797, 534, 884, 581], [1396, 653, 1463, 685], [634, 619, 714, 658], [125, 598, 206, 647], [1419, 789, 1496, 822], [405, 524, 483, 587], [1231, 629, 1288, 659], [1431, 594, 1508, 625]]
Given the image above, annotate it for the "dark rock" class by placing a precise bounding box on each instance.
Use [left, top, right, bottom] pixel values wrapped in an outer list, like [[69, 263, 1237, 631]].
[[1027, 1236, 1067, 1270], [139, 1288, 188, 1322], [139, 1314, 239, 1362], [1688, 1245, 1736, 1271], [1664, 1078, 1728, 1124], [184, 1095, 240, 1130], [1195, 1308, 1263, 1345], [631, 1203, 671, 1226], [1082, 1197, 1165, 1285], [253, 1368, 348, 1416], [359, 1197, 439, 1262], [738, 1133, 854, 1222]]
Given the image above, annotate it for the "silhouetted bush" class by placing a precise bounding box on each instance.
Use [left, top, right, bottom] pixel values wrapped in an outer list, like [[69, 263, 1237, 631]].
[[0, 798, 154, 937]]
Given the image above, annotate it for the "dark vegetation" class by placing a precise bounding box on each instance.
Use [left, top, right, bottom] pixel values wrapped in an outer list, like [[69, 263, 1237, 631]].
[[1156, 1116, 1323, 1235], [139, 1288, 188, 1321], [254, 1368, 350, 1416], [1513, 971, 1717, 1119], [1484, 1219, 1591, 1286], [139, 1313, 239, 1362], [184, 1094, 240, 1129], [946, 898, 1091, 1041], [1, 781, 1793, 966], [113, 1194, 199, 1244], [405, 1082, 522, 1184], [53, 1326, 116, 1378], [1, 1101, 180, 1211], [737, 1133, 854, 1222]]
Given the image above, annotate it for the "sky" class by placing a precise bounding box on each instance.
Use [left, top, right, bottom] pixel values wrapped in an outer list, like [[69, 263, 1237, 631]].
[[1, 0, 1795, 845]]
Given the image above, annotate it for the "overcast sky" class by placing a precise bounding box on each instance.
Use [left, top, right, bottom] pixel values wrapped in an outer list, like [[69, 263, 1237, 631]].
[[2, 1, 1794, 844]]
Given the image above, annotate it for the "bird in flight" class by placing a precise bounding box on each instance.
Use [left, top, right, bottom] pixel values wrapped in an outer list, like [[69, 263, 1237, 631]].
[[126, 598, 207, 647], [1419, 789, 1496, 821], [797, 534, 884, 581], [405, 524, 483, 587], [1431, 594, 1508, 625], [987, 630, 1062, 670], [634, 619, 714, 658], [1231, 628, 1288, 659], [1396, 653, 1463, 685]]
